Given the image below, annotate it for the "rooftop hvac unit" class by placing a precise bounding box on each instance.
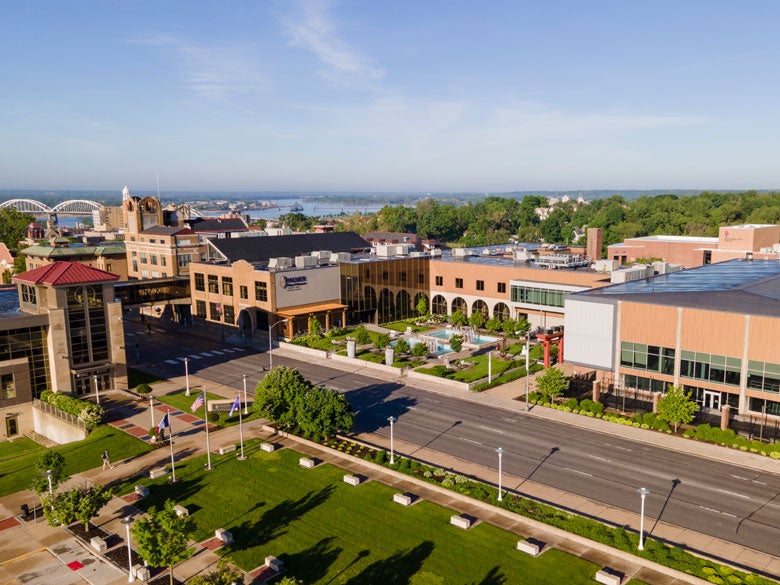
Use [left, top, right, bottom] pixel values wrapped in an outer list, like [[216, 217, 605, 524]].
[[330, 252, 351, 263], [430, 248, 442, 257], [409, 251, 425, 257], [453, 248, 469, 257], [295, 255, 318, 268], [311, 250, 332, 260], [268, 257, 293, 269]]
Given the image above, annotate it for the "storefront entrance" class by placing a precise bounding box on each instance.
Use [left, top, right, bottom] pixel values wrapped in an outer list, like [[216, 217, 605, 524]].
[[703, 390, 721, 411]]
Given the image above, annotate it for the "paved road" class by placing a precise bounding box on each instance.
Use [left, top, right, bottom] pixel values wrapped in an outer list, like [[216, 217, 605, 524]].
[[131, 324, 780, 558]]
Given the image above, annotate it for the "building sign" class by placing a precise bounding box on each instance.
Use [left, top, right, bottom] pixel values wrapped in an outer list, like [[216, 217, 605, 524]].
[[282, 275, 308, 290]]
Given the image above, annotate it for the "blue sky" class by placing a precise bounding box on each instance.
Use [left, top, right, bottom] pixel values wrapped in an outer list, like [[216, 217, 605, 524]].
[[1, 0, 779, 192]]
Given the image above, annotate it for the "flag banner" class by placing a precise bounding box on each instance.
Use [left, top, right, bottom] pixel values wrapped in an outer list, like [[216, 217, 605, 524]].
[[229, 395, 241, 417], [191, 391, 205, 413], [156, 413, 170, 435]]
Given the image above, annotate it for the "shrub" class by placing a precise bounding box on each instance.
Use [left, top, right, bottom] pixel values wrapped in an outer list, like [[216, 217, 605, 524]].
[[208, 411, 219, 422], [135, 383, 152, 395], [353, 326, 372, 345], [412, 342, 429, 357], [564, 397, 578, 410], [395, 338, 410, 354], [449, 334, 464, 353], [40, 390, 105, 429]]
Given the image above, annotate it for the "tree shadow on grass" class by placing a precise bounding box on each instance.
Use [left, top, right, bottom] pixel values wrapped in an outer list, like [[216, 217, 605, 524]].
[[280, 536, 344, 584], [469, 566, 506, 585], [227, 485, 335, 551], [342, 541, 434, 585]]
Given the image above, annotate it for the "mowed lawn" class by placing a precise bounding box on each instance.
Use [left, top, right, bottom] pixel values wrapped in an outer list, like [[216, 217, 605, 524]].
[[128, 442, 600, 585], [154, 390, 261, 428], [0, 426, 151, 497]]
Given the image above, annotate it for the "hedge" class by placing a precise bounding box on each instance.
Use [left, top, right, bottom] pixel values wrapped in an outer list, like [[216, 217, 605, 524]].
[[40, 390, 104, 429]]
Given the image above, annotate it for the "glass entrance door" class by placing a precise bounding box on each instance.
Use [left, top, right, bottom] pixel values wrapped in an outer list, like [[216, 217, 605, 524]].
[[703, 390, 721, 410]]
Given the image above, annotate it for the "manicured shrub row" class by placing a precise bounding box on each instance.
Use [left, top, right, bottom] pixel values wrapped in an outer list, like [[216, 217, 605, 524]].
[[40, 390, 104, 429], [321, 434, 774, 585], [684, 424, 780, 458], [471, 363, 544, 392]]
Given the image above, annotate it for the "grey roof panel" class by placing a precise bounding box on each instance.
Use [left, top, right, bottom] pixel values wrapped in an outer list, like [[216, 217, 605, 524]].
[[210, 232, 370, 263]]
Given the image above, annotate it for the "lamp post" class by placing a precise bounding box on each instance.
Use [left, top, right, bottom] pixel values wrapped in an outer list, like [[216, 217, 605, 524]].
[[496, 447, 504, 501], [149, 396, 155, 428], [524, 338, 530, 411], [268, 318, 289, 369], [93, 375, 100, 405], [184, 357, 190, 396], [637, 487, 650, 550], [242, 374, 249, 415], [488, 351, 492, 384], [388, 416, 396, 464], [121, 516, 133, 582], [45, 469, 53, 497]]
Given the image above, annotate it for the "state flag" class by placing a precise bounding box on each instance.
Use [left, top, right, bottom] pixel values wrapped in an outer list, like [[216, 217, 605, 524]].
[[229, 395, 241, 418]]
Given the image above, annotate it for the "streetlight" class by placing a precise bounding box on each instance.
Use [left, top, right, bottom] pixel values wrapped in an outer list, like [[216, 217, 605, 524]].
[[268, 318, 289, 369], [523, 338, 530, 411], [488, 351, 492, 384], [121, 516, 133, 582], [184, 357, 190, 396], [45, 469, 53, 497], [149, 396, 155, 428], [242, 374, 249, 415], [496, 447, 504, 501], [637, 487, 650, 551], [388, 416, 396, 464], [93, 375, 100, 405]]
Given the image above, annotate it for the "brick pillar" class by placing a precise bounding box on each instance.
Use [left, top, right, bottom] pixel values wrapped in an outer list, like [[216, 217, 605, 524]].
[[652, 391, 662, 414], [720, 405, 731, 431], [325, 311, 330, 330], [543, 341, 551, 368], [558, 336, 564, 364], [592, 380, 601, 403]]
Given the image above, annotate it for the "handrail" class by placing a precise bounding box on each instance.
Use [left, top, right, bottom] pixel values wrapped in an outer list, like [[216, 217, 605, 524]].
[[33, 399, 87, 430]]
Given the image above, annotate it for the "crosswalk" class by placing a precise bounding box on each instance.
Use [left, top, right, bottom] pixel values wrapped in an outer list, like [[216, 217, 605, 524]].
[[164, 347, 245, 365]]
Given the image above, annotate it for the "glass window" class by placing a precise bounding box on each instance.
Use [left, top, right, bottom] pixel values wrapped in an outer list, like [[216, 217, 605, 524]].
[[455, 278, 463, 288], [208, 275, 219, 293], [255, 281, 268, 302], [435, 276, 443, 286], [194, 273, 205, 292], [418, 273, 425, 284], [2, 373, 15, 399], [150, 254, 158, 265], [239, 286, 248, 299], [222, 277, 233, 296], [195, 300, 206, 318], [160, 256, 167, 267], [476, 280, 484, 291], [209, 302, 220, 320], [21, 284, 36, 305], [497, 282, 506, 293], [223, 305, 234, 324]]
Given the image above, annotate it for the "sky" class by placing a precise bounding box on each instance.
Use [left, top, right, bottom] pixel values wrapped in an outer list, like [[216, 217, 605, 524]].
[[2, 0, 780, 193]]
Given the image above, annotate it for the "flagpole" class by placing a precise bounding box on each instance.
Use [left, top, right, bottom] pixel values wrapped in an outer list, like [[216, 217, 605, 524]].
[[168, 415, 177, 483], [237, 393, 246, 460], [202, 387, 212, 470]]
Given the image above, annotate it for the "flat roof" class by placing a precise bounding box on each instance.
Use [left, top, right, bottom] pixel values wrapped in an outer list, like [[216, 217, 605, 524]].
[[622, 235, 718, 243], [575, 259, 780, 317]]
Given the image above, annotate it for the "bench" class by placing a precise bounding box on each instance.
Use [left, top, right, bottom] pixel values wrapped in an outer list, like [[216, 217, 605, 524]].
[[90, 537, 107, 553], [595, 569, 622, 585], [450, 515, 472, 529], [174, 505, 189, 517], [149, 467, 168, 479], [265, 555, 285, 572], [217, 444, 236, 455], [343, 474, 361, 486], [261, 442, 276, 453], [135, 485, 149, 497], [132, 565, 150, 581], [299, 457, 316, 469], [393, 493, 413, 506], [215, 528, 234, 545], [516, 540, 542, 556]]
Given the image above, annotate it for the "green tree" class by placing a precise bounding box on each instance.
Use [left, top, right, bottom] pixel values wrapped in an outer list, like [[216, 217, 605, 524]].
[[416, 295, 428, 317], [395, 338, 410, 354], [254, 366, 312, 426], [353, 326, 372, 345], [13, 254, 27, 274], [44, 484, 114, 530], [186, 559, 244, 585], [449, 334, 464, 353], [308, 315, 322, 334], [450, 310, 467, 326], [468, 311, 485, 329], [31, 451, 68, 495], [133, 499, 195, 585], [276, 578, 302, 585], [374, 333, 391, 350], [657, 385, 698, 433], [412, 342, 428, 357], [0, 208, 34, 251], [296, 386, 355, 439], [485, 317, 502, 332], [536, 367, 569, 400]]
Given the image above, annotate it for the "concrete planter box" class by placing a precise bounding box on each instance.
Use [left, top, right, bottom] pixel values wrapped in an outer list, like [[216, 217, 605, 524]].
[[278, 342, 328, 359], [149, 467, 168, 479], [134, 485, 149, 497], [217, 444, 236, 455], [393, 493, 413, 506], [261, 442, 276, 453], [595, 569, 622, 585], [516, 540, 542, 556], [215, 528, 234, 544], [90, 537, 107, 552], [450, 515, 472, 529], [343, 474, 361, 486], [299, 457, 316, 469]]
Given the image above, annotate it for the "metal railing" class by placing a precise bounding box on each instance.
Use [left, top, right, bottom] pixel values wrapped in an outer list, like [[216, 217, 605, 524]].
[[33, 399, 87, 430]]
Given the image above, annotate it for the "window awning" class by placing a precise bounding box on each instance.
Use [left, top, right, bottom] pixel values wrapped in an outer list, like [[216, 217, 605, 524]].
[[277, 301, 347, 318]]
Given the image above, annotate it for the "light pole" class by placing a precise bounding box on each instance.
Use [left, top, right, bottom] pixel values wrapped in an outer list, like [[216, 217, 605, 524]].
[[184, 357, 190, 396], [243, 374, 249, 415], [149, 396, 155, 428], [45, 469, 53, 497], [268, 318, 289, 369], [637, 487, 650, 550], [496, 447, 504, 501], [524, 338, 530, 411], [93, 375, 100, 405], [388, 416, 396, 464], [121, 516, 133, 582], [488, 351, 492, 384]]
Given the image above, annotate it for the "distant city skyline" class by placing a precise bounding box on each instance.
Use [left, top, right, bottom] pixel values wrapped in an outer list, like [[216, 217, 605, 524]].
[[2, 1, 779, 192]]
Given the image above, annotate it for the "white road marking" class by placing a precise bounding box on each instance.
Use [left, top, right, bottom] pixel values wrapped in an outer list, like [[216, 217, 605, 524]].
[[587, 455, 613, 463], [479, 425, 504, 434], [715, 488, 750, 499], [459, 437, 483, 445], [211, 350, 224, 355], [188, 355, 201, 360], [165, 360, 178, 365], [234, 348, 245, 351], [753, 480, 768, 486], [565, 468, 593, 477], [730, 474, 749, 481], [200, 352, 213, 357], [177, 357, 187, 362]]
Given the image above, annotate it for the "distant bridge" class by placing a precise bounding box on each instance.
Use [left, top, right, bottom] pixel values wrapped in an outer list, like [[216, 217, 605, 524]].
[[0, 198, 103, 216], [312, 202, 385, 214]]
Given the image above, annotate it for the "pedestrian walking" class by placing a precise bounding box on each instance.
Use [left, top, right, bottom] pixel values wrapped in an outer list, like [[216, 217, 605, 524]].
[[101, 449, 112, 470], [147, 323, 152, 335]]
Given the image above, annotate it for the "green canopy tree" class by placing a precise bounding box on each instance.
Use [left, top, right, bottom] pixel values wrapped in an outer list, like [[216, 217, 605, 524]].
[[657, 385, 698, 433], [416, 295, 428, 317], [353, 326, 372, 345], [395, 338, 410, 354], [254, 366, 311, 426], [450, 310, 467, 326], [468, 311, 485, 329], [132, 499, 195, 585], [44, 484, 114, 530], [449, 334, 464, 353], [296, 386, 355, 440], [536, 367, 569, 400], [374, 333, 391, 350], [0, 208, 34, 251], [31, 451, 68, 495]]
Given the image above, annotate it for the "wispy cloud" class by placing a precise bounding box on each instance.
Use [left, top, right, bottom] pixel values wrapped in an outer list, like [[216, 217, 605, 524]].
[[283, 0, 383, 86], [130, 33, 265, 102]]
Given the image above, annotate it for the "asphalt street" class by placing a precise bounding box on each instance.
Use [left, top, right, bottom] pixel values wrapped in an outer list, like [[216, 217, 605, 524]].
[[130, 325, 780, 557]]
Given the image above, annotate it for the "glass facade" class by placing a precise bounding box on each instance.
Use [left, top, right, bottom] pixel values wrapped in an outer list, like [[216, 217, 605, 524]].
[[66, 285, 109, 366], [624, 374, 667, 393], [680, 350, 741, 386], [0, 326, 49, 398], [620, 342, 675, 375], [747, 360, 780, 394], [510, 285, 567, 308]]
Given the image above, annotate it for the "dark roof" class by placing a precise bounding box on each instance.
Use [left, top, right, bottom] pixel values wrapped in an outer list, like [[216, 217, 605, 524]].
[[14, 261, 119, 285], [210, 232, 370, 264], [575, 259, 780, 317], [185, 218, 248, 232], [142, 226, 193, 236]]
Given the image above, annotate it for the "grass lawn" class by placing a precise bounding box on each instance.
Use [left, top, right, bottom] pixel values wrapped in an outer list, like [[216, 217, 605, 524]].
[[0, 426, 151, 497], [382, 320, 434, 333], [154, 390, 261, 428], [0, 436, 44, 460], [416, 353, 524, 383], [124, 442, 600, 584]]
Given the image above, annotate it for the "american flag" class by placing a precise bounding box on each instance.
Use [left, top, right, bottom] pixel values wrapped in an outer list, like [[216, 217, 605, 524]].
[[191, 391, 205, 413]]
